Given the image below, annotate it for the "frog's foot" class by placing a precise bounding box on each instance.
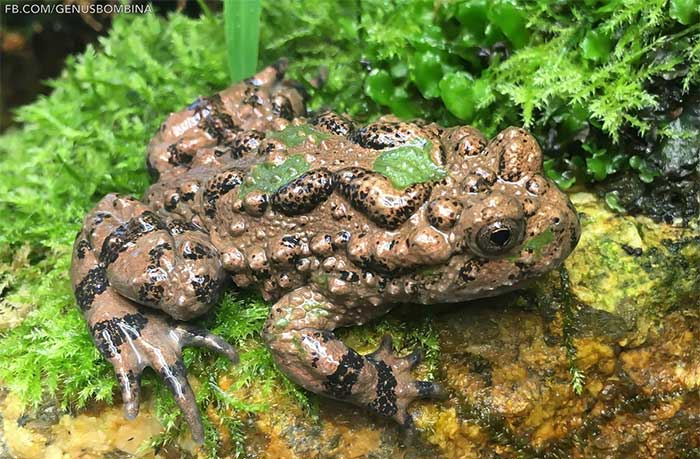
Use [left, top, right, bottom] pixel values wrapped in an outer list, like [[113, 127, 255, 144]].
[[366, 335, 446, 426], [92, 305, 238, 444]]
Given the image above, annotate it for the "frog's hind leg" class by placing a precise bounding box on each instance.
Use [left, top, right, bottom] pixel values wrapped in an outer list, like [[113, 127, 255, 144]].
[[262, 287, 445, 426], [71, 193, 238, 443], [95, 194, 227, 320], [146, 59, 308, 179]]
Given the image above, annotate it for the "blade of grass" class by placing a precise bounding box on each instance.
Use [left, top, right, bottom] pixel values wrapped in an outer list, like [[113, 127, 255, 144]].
[[224, 0, 262, 82], [195, 0, 213, 19]]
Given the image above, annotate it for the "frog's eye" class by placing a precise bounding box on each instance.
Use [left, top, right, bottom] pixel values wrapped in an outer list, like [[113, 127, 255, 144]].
[[475, 219, 524, 255]]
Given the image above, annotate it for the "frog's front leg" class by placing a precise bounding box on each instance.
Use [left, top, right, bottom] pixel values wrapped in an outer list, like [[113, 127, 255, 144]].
[[263, 287, 445, 426], [71, 194, 238, 443]]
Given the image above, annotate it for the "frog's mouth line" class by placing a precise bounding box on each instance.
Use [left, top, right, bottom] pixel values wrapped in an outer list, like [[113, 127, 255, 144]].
[[428, 276, 539, 305]]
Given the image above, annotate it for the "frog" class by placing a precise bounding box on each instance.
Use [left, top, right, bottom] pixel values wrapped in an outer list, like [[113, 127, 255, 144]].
[[70, 61, 580, 443]]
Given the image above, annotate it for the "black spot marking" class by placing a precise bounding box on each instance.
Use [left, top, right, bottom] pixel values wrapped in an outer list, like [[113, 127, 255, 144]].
[[182, 242, 215, 260], [76, 239, 92, 259], [243, 87, 264, 107], [203, 169, 244, 218], [272, 95, 294, 120], [459, 259, 482, 282], [92, 212, 111, 226], [350, 122, 414, 149], [271, 168, 334, 216], [191, 274, 220, 305], [339, 271, 360, 282], [74, 266, 109, 311], [91, 313, 148, 359], [167, 143, 194, 166], [148, 242, 172, 265], [228, 130, 265, 159], [100, 212, 168, 266], [354, 255, 402, 275], [196, 94, 240, 143], [167, 219, 206, 235], [281, 235, 300, 248], [165, 193, 180, 211], [367, 358, 398, 416], [139, 280, 164, 305], [323, 348, 365, 399], [311, 111, 355, 136]]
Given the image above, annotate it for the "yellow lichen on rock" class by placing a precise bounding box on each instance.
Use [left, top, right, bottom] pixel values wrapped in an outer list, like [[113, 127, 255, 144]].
[[566, 193, 700, 319], [2, 394, 48, 459], [620, 312, 700, 394], [573, 338, 616, 374], [2, 392, 165, 459], [417, 406, 488, 459]]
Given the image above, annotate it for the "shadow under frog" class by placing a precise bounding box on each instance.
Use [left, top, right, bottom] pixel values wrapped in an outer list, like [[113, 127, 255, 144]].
[[70, 61, 580, 443]]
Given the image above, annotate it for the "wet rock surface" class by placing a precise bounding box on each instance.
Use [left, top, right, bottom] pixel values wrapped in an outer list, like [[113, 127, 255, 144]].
[[2, 192, 699, 458]]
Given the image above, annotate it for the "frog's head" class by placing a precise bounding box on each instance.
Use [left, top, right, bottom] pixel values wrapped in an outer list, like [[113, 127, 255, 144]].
[[410, 126, 581, 303]]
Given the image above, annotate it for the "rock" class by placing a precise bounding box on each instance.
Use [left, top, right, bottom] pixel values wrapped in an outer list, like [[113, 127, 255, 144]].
[[599, 93, 700, 223], [3, 193, 699, 458]]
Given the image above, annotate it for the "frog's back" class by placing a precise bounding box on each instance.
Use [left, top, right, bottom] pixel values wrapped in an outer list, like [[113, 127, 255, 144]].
[[142, 62, 580, 308], [143, 112, 444, 302]]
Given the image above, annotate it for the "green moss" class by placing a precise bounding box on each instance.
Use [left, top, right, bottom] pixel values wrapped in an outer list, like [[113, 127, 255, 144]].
[[265, 0, 700, 190], [0, 12, 297, 455]]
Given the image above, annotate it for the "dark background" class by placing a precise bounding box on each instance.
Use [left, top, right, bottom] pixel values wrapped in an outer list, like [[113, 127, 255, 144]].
[[0, 0, 220, 132]]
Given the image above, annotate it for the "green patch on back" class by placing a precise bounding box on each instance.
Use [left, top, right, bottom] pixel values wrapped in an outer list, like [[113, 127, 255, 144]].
[[311, 273, 330, 291], [372, 138, 447, 189], [238, 154, 310, 198], [266, 124, 330, 147]]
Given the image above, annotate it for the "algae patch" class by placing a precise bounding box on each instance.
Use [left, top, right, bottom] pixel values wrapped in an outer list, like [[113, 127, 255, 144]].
[[565, 192, 700, 319], [510, 228, 554, 260], [265, 124, 329, 147], [238, 154, 310, 198], [372, 139, 447, 189]]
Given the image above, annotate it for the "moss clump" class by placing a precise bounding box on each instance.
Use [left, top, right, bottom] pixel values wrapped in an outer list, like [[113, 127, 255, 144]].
[[266, 0, 700, 216], [0, 12, 298, 456]]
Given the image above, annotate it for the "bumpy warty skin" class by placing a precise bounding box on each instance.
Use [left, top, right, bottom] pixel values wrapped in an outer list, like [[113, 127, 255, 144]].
[[70, 61, 580, 443]]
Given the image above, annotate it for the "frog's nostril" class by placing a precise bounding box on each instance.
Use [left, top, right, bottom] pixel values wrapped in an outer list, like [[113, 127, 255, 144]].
[[427, 198, 463, 230]]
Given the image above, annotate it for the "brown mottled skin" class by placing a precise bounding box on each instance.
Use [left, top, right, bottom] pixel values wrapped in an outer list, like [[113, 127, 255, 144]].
[[70, 62, 580, 443]]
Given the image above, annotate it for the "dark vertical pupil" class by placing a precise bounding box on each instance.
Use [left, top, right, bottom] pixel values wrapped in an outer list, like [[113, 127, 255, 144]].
[[490, 228, 511, 247]]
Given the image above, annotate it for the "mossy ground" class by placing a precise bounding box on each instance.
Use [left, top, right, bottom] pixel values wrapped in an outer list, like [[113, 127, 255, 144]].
[[1, 4, 699, 458], [0, 13, 439, 455]]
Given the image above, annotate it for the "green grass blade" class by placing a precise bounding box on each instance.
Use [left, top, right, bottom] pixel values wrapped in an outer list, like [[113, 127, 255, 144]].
[[224, 0, 262, 82]]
